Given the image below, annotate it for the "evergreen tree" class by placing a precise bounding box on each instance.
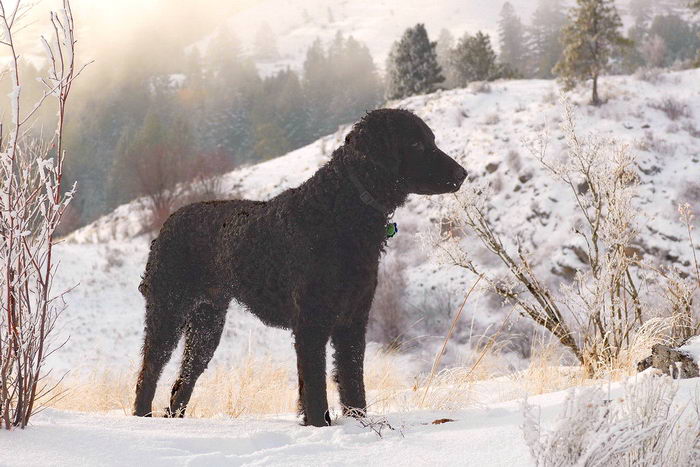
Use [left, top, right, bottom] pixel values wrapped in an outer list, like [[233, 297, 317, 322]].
[[303, 34, 382, 138], [554, 0, 628, 106], [528, 0, 568, 78], [385, 24, 444, 99], [330, 35, 383, 124], [498, 2, 528, 75], [629, 0, 653, 32], [450, 31, 501, 85], [648, 14, 700, 65], [303, 38, 335, 138], [254, 22, 279, 60], [436, 28, 460, 89], [206, 28, 242, 85]]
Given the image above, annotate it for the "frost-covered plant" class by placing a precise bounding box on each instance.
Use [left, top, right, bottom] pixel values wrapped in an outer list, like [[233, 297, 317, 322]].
[[0, 0, 86, 429], [522, 373, 700, 466], [649, 97, 692, 122], [432, 98, 691, 376]]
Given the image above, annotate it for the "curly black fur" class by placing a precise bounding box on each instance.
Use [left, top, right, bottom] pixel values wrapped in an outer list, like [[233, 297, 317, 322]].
[[133, 108, 467, 426]]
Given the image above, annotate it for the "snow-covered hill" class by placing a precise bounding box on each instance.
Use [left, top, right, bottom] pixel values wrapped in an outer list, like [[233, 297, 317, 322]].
[[57, 70, 700, 377]]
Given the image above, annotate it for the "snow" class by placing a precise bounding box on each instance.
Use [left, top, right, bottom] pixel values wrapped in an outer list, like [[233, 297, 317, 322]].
[[2, 376, 698, 466], [679, 335, 700, 366]]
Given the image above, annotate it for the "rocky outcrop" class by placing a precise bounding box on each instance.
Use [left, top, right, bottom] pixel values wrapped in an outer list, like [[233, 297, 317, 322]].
[[638, 342, 700, 379]]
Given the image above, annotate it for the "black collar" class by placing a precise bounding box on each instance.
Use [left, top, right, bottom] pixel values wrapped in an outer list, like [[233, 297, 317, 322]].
[[344, 164, 392, 217]]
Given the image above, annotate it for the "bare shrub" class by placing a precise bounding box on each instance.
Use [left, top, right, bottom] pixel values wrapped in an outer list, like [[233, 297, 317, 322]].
[[506, 149, 522, 172], [635, 130, 677, 157], [0, 0, 86, 429], [640, 35, 668, 68], [413, 286, 459, 339], [522, 373, 700, 466], [102, 247, 124, 273], [541, 90, 558, 105], [633, 67, 666, 84], [368, 258, 411, 348], [483, 113, 500, 126], [345, 408, 403, 438], [470, 81, 491, 94], [433, 98, 696, 377], [682, 120, 700, 138], [138, 152, 232, 233], [649, 97, 692, 121]]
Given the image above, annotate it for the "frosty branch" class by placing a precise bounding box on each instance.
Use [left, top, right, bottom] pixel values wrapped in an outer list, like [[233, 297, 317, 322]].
[[0, 0, 85, 429]]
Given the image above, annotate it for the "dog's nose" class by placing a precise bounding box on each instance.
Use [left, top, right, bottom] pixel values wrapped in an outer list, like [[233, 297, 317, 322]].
[[454, 166, 467, 182]]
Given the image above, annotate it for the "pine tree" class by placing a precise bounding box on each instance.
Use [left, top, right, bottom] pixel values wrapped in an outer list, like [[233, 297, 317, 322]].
[[302, 38, 334, 138], [450, 31, 501, 85], [206, 28, 242, 84], [330, 35, 382, 124], [648, 14, 700, 65], [254, 22, 279, 60], [528, 0, 568, 78], [498, 2, 528, 75], [554, 0, 628, 106], [385, 24, 444, 99], [436, 28, 460, 89]]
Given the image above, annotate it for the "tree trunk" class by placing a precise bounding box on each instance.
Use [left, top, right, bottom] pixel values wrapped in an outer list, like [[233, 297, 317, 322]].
[[591, 73, 600, 106]]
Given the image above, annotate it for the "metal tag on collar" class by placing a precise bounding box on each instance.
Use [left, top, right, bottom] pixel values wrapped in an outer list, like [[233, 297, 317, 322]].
[[360, 191, 373, 204]]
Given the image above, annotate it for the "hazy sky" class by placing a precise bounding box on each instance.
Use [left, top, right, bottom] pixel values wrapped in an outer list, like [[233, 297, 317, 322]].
[[1, 0, 254, 65]]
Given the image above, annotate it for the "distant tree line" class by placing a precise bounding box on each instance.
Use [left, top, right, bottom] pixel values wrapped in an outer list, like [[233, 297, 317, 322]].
[[385, 0, 700, 104], [21, 31, 383, 228]]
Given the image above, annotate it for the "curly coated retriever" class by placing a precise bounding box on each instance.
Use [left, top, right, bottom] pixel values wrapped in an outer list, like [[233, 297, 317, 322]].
[[133, 108, 467, 426]]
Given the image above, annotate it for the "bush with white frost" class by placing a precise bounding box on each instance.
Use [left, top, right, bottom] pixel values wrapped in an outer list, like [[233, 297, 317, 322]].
[[431, 98, 699, 376], [0, 0, 85, 429], [522, 373, 700, 466]]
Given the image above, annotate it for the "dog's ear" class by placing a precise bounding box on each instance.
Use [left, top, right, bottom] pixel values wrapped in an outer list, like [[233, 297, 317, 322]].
[[345, 111, 401, 174]]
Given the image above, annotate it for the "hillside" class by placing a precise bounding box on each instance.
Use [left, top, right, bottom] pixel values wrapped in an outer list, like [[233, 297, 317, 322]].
[[54, 69, 700, 378]]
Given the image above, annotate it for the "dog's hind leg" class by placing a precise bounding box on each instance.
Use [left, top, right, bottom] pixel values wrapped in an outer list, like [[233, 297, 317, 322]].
[[168, 303, 226, 417], [133, 296, 187, 417]]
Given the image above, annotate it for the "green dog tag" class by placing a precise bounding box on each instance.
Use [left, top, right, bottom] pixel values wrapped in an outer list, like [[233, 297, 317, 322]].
[[386, 222, 398, 238]]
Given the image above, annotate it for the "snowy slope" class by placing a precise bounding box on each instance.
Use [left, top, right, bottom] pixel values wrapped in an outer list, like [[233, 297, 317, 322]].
[[57, 69, 700, 376]]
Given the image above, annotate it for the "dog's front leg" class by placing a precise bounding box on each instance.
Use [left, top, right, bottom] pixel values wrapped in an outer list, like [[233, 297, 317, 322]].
[[294, 325, 331, 427], [331, 323, 368, 417]]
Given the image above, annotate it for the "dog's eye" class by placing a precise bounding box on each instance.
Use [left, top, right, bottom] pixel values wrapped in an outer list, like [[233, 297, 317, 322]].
[[411, 142, 424, 151]]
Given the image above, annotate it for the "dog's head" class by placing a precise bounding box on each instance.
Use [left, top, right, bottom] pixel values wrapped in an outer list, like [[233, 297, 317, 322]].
[[345, 109, 467, 195]]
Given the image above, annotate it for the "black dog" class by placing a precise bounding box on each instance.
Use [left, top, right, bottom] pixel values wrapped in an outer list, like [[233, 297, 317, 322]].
[[133, 109, 467, 426]]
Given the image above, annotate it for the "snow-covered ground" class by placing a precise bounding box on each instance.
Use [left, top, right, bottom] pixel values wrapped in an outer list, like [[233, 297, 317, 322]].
[[3, 374, 699, 466]]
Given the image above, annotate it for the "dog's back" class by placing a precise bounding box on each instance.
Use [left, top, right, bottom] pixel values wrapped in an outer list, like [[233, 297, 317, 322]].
[[139, 199, 267, 300]]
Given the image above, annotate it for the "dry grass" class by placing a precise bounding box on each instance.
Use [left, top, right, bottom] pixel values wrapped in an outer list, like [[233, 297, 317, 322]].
[[47, 350, 411, 418], [44, 320, 677, 418]]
